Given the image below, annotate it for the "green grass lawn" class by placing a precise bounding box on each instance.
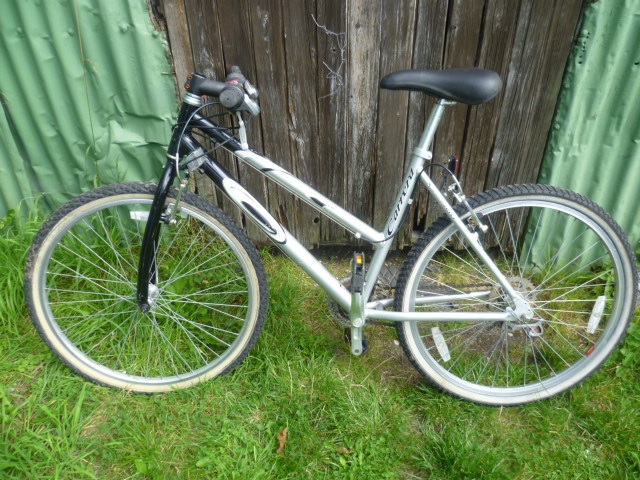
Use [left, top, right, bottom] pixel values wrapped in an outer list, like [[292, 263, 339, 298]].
[[1, 211, 639, 479]]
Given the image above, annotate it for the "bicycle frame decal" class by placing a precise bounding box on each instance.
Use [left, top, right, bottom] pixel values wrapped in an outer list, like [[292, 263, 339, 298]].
[[386, 166, 416, 236], [220, 177, 287, 244]]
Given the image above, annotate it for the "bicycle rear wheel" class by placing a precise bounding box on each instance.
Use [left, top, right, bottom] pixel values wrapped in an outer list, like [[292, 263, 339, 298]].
[[25, 182, 268, 392], [395, 184, 637, 405]]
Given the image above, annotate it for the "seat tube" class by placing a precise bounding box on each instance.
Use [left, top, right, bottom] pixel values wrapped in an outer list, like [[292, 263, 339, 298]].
[[381, 100, 448, 241], [365, 101, 449, 301]]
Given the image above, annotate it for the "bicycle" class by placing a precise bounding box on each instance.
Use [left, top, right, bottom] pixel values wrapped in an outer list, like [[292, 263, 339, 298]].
[[24, 66, 638, 406]]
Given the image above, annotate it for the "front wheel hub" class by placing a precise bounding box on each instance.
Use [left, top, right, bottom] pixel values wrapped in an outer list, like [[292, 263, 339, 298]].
[[146, 283, 160, 312]]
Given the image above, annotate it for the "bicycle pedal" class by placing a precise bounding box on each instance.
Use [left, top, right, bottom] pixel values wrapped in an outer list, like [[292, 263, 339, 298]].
[[351, 252, 365, 294]]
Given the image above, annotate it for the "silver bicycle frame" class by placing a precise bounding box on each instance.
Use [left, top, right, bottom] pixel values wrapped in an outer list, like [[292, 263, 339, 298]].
[[214, 99, 527, 324]]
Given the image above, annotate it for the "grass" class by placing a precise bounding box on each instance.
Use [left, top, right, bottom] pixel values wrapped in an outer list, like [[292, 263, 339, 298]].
[[1, 209, 639, 479]]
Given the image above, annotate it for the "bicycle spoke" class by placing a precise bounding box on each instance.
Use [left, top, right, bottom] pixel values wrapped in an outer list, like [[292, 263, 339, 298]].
[[90, 211, 138, 272], [162, 248, 234, 288], [157, 303, 234, 348], [155, 306, 212, 366], [80, 310, 139, 353], [60, 231, 132, 284], [61, 304, 138, 333]]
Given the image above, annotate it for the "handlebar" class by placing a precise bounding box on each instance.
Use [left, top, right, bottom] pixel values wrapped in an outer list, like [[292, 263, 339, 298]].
[[184, 67, 260, 116]]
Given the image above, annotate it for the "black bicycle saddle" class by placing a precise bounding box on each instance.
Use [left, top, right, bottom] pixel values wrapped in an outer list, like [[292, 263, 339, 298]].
[[380, 68, 502, 105]]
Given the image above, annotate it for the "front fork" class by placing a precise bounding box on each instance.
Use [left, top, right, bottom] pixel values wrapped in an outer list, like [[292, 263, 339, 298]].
[[136, 161, 177, 312]]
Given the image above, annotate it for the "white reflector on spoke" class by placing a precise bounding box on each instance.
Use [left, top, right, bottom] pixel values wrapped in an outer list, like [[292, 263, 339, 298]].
[[432, 327, 451, 362], [587, 295, 606, 334]]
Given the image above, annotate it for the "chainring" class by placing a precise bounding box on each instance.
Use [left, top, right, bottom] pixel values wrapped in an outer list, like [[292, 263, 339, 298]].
[[327, 277, 355, 327]]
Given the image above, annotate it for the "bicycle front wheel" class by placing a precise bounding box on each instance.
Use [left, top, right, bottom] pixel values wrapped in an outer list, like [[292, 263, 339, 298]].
[[25, 182, 268, 393], [395, 184, 637, 405]]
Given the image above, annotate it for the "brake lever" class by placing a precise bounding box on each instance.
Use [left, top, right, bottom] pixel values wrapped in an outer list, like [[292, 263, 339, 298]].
[[243, 80, 259, 100], [242, 95, 261, 116]]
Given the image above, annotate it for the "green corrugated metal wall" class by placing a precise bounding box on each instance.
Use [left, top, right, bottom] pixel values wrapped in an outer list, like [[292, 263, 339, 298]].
[[539, 0, 640, 251], [0, 0, 177, 216]]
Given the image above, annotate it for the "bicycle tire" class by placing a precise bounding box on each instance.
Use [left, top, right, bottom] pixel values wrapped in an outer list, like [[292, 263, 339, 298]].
[[25, 182, 268, 393], [394, 184, 637, 406]]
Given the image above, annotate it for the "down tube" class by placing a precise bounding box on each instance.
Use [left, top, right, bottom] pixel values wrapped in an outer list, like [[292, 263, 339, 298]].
[[198, 156, 353, 311]]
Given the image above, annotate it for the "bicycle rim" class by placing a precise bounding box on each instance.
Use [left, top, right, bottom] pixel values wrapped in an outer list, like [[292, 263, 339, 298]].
[[396, 186, 636, 405], [27, 186, 265, 392]]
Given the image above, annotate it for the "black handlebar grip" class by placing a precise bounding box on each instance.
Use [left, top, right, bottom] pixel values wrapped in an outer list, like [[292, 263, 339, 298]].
[[219, 84, 244, 109], [219, 66, 247, 109], [225, 66, 245, 83], [185, 67, 258, 113]]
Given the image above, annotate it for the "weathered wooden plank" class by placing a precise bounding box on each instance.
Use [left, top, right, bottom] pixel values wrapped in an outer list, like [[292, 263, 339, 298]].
[[161, 0, 194, 98], [182, 0, 226, 208], [182, 1, 222, 79], [485, 0, 536, 191], [487, 0, 582, 190], [315, 0, 349, 244], [246, 0, 304, 243], [422, 0, 484, 230], [282, 0, 321, 246], [435, 0, 484, 163], [182, 1, 250, 227], [346, 0, 383, 225], [373, 0, 417, 244], [460, 0, 523, 197], [405, 0, 449, 239], [513, 0, 582, 185], [215, 0, 268, 242]]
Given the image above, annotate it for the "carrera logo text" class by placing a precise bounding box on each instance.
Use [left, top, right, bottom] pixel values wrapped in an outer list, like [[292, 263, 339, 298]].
[[387, 168, 415, 236]]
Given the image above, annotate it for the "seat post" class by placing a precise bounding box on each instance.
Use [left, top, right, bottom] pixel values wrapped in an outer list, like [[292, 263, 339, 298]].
[[412, 99, 455, 162]]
